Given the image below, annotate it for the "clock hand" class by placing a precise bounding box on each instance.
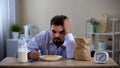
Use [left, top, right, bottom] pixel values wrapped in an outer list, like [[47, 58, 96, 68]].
[[99, 54, 105, 60]]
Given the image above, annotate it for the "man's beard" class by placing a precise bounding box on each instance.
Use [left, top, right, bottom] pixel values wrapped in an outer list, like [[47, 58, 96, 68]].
[[53, 37, 64, 48]]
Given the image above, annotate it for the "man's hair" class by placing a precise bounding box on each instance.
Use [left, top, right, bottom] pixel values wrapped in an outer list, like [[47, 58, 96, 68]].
[[50, 15, 67, 26]]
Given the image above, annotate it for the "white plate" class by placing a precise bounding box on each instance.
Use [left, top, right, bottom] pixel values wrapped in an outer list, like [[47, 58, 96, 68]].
[[40, 55, 62, 61]]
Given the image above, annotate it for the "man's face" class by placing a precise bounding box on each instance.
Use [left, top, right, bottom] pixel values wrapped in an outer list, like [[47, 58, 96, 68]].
[[50, 25, 65, 46]]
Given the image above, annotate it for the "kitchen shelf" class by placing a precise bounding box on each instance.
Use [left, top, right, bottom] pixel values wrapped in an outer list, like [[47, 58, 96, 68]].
[[91, 49, 113, 53], [87, 32, 115, 35], [85, 17, 120, 64], [87, 32, 120, 35]]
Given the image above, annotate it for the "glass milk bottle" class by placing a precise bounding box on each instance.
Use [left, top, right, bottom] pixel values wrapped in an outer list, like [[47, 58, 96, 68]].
[[17, 34, 28, 63]]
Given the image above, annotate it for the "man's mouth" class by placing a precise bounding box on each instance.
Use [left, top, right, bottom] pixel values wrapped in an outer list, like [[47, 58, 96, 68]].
[[54, 38, 60, 40]]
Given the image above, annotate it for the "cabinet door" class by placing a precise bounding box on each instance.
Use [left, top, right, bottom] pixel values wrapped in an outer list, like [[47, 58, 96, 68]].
[[6, 39, 18, 57]]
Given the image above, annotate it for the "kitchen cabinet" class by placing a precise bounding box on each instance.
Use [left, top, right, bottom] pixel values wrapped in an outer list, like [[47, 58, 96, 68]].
[[6, 39, 29, 57]]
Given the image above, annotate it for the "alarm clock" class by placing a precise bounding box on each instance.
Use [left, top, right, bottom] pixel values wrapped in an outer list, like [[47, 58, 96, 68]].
[[94, 51, 109, 64]]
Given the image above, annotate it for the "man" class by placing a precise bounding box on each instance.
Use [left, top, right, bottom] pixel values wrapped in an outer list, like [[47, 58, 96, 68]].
[[28, 15, 75, 60]]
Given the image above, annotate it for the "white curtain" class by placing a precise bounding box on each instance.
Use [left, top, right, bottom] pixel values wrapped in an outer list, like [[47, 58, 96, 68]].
[[0, 0, 20, 61]]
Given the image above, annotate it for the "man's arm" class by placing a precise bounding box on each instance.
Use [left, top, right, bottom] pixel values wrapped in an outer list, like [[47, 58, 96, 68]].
[[63, 18, 76, 58], [27, 33, 42, 60]]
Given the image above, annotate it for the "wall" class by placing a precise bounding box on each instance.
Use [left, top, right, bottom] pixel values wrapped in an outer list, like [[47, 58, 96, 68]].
[[20, 0, 120, 37]]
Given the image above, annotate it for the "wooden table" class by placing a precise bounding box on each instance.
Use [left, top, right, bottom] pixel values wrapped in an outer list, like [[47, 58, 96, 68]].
[[0, 57, 118, 68]]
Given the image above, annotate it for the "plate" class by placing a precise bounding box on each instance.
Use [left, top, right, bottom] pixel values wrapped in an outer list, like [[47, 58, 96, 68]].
[[40, 55, 62, 61]]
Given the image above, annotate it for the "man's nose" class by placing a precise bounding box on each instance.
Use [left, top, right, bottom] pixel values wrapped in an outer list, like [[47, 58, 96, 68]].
[[55, 33, 60, 37]]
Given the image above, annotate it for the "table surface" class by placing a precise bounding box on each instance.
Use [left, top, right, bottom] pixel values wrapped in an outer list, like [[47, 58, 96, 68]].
[[0, 57, 118, 68]]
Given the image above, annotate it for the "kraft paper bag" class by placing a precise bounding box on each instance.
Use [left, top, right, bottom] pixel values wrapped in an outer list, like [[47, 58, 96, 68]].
[[75, 38, 91, 61]]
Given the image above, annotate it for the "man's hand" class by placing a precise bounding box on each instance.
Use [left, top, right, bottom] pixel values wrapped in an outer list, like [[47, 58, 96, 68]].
[[28, 51, 40, 60], [64, 18, 72, 34]]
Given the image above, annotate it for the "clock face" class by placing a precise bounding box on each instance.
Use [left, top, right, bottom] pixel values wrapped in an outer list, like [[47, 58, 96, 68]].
[[94, 51, 109, 63], [95, 53, 107, 62]]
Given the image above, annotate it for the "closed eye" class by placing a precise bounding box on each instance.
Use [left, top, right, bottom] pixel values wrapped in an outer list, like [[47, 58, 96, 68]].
[[52, 30, 57, 33], [52, 30, 65, 34], [59, 30, 65, 34]]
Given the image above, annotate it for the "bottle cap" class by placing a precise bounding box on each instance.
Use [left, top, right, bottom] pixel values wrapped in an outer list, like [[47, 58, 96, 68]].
[[20, 34, 25, 38]]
